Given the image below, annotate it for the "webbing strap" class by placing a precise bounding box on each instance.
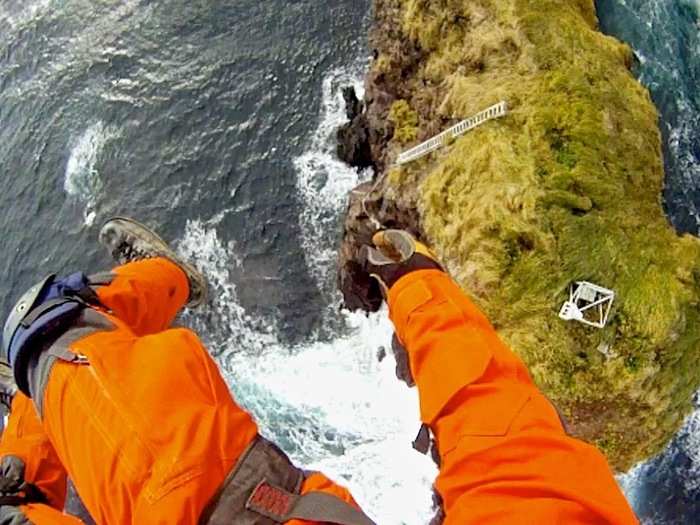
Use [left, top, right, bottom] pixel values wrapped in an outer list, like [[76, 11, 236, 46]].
[[289, 492, 376, 524], [20, 298, 78, 328], [0, 480, 47, 506], [246, 481, 376, 525]]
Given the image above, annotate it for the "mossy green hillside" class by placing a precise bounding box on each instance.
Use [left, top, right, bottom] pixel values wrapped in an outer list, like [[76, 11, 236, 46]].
[[376, 0, 700, 470]]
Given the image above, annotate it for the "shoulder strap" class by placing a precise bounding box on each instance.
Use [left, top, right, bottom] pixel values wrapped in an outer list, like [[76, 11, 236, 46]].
[[247, 481, 375, 525], [202, 436, 376, 525]]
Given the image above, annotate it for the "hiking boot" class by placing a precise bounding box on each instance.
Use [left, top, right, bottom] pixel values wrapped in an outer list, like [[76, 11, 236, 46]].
[[0, 360, 17, 411], [98, 217, 207, 308]]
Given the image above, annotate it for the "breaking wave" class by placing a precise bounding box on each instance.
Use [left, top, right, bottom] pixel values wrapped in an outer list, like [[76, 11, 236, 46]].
[[64, 122, 117, 226], [618, 399, 700, 524], [293, 67, 372, 294]]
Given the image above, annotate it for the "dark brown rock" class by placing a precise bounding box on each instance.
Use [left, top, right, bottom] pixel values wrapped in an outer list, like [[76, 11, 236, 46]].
[[337, 180, 422, 312], [336, 113, 373, 170], [342, 86, 363, 120]]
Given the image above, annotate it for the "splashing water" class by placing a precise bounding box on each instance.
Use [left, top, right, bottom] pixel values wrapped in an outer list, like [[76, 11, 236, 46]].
[[175, 67, 438, 524], [596, 1, 700, 521], [64, 122, 117, 226], [618, 400, 700, 523], [294, 66, 372, 292]]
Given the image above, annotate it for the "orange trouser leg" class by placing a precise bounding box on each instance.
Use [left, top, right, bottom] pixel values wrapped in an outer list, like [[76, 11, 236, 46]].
[[0, 394, 82, 524], [40, 258, 258, 524], [0, 393, 67, 509], [41, 257, 359, 524], [94, 257, 190, 336], [388, 270, 638, 525]]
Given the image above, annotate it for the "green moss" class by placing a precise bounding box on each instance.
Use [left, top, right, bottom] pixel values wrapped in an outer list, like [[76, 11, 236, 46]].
[[377, 0, 700, 470], [388, 99, 419, 143]]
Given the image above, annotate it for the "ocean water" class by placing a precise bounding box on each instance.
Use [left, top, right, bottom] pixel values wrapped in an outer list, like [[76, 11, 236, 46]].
[[596, 1, 700, 523], [0, 1, 697, 523], [0, 1, 434, 522]]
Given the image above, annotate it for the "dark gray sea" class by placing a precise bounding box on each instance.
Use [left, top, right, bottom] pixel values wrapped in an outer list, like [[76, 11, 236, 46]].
[[0, 1, 698, 523]]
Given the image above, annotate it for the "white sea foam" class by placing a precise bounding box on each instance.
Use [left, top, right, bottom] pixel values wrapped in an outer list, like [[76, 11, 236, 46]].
[[618, 404, 700, 522], [176, 218, 437, 524], [293, 67, 372, 293], [64, 122, 117, 226], [176, 219, 278, 354], [227, 312, 438, 524]]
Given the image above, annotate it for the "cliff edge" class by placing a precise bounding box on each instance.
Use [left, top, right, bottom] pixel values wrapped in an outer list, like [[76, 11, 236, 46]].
[[338, 0, 700, 471]]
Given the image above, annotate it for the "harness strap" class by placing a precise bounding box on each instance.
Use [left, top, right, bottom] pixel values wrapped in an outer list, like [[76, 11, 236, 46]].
[[246, 482, 375, 525], [202, 436, 376, 525], [19, 298, 80, 329], [0, 479, 47, 506]]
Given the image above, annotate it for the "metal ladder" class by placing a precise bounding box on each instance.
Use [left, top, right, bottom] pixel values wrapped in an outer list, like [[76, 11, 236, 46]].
[[395, 101, 508, 165]]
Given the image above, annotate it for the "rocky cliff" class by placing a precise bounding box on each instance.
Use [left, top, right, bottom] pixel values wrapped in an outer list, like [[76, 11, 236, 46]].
[[338, 0, 700, 471]]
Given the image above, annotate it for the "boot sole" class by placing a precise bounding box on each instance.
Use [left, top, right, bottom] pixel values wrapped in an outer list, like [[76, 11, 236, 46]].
[[99, 217, 207, 307]]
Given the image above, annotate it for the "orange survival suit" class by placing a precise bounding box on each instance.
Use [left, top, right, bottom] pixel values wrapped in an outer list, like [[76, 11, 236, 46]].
[[1, 256, 638, 523]]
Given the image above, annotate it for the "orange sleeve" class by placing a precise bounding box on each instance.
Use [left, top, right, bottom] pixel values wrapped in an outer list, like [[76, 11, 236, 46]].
[[388, 270, 639, 524], [0, 393, 68, 510], [18, 504, 84, 524]]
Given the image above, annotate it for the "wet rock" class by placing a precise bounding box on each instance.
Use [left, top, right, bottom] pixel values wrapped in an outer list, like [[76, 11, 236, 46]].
[[342, 86, 363, 120], [337, 180, 422, 313], [336, 86, 374, 169], [336, 113, 373, 169]]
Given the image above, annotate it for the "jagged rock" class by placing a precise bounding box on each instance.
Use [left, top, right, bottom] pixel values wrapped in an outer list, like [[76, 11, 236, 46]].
[[336, 86, 374, 169], [342, 86, 363, 120], [338, 180, 422, 313], [336, 113, 373, 170]]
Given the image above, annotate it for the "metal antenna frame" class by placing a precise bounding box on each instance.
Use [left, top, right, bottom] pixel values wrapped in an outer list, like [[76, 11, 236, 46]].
[[559, 281, 615, 329]]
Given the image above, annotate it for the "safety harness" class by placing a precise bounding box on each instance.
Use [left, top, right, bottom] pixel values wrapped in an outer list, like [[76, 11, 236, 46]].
[[202, 436, 375, 524], [4, 272, 98, 396], [0, 456, 48, 507], [7, 277, 376, 524], [0, 478, 46, 507]]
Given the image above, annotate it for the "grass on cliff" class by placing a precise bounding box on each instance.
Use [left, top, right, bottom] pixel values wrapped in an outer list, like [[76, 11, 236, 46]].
[[389, 99, 420, 143], [381, 0, 700, 470]]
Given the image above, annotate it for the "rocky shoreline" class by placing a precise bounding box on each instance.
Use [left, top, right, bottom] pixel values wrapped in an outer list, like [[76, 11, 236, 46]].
[[337, 0, 700, 471]]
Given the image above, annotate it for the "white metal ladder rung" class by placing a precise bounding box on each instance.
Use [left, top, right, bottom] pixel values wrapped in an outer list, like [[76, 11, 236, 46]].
[[395, 101, 508, 165]]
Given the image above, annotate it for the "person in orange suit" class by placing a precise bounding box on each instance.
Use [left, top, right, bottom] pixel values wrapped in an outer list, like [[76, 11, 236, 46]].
[[0, 219, 639, 524], [1, 218, 372, 525], [361, 229, 639, 524], [0, 365, 83, 524]]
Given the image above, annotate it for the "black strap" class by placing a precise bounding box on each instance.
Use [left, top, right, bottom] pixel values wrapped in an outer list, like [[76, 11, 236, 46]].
[[19, 298, 78, 328], [413, 424, 431, 454], [19, 284, 102, 330], [0, 481, 47, 506]]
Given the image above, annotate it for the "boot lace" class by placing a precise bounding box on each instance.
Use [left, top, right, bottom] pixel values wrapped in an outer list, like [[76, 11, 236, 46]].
[[114, 240, 153, 263]]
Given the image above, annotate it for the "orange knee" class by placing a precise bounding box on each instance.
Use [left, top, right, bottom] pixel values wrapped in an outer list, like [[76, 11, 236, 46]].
[[95, 257, 189, 335], [41, 327, 257, 523]]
